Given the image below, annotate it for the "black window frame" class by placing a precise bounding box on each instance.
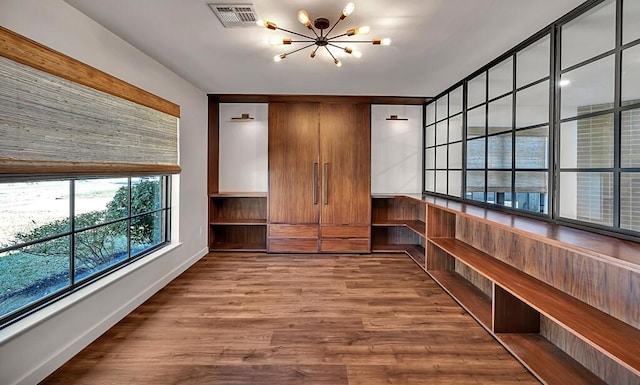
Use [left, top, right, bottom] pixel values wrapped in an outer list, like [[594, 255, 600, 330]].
[[0, 174, 172, 328], [422, 0, 640, 242]]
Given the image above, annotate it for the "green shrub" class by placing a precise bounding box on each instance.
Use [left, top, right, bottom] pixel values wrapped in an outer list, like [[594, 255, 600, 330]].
[[12, 179, 160, 270]]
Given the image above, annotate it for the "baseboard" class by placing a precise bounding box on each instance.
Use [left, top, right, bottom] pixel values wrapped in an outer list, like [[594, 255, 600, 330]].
[[14, 246, 208, 385]]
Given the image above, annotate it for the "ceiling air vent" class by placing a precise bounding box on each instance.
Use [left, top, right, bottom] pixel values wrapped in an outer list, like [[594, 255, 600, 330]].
[[208, 3, 259, 28]]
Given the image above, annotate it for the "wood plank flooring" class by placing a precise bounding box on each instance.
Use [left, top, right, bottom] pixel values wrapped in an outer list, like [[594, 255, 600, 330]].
[[41, 253, 539, 384]]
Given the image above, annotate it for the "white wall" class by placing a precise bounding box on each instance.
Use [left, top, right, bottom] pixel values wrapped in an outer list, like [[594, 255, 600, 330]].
[[218, 103, 268, 192], [371, 105, 423, 194], [0, 1, 208, 384]]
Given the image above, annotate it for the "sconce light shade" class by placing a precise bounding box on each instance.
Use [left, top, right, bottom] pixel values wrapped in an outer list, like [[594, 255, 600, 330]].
[[231, 113, 254, 121], [386, 114, 408, 121]]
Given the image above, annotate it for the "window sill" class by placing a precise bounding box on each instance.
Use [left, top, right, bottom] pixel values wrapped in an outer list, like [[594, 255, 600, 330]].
[[0, 241, 183, 345]]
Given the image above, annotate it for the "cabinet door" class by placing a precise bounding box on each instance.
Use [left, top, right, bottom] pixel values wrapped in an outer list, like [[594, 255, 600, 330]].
[[268, 102, 320, 224], [319, 103, 371, 225]]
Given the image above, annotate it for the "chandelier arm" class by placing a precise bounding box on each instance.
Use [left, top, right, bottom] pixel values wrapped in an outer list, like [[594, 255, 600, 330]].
[[328, 33, 349, 40], [323, 46, 338, 62], [309, 26, 320, 39], [330, 40, 371, 43], [324, 18, 343, 37], [328, 43, 347, 50], [275, 27, 315, 40], [283, 43, 318, 56]]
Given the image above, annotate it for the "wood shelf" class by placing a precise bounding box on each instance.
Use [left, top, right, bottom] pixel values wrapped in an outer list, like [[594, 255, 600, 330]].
[[405, 244, 425, 267], [405, 220, 426, 237], [209, 243, 266, 252], [371, 219, 407, 227], [209, 195, 268, 251], [371, 243, 411, 252], [210, 219, 267, 225], [428, 270, 492, 329], [210, 192, 267, 198], [372, 220, 426, 237], [496, 334, 607, 385], [428, 236, 640, 377], [372, 243, 425, 268]]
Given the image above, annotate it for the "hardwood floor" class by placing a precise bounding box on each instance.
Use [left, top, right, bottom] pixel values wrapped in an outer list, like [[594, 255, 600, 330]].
[[41, 253, 539, 384]]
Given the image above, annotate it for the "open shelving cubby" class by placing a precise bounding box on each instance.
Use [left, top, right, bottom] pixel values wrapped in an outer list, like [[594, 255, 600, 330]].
[[371, 195, 426, 267], [423, 201, 640, 385], [209, 192, 267, 251]]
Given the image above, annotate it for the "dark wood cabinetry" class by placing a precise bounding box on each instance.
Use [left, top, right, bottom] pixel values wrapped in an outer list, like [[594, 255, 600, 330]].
[[268, 102, 371, 253]]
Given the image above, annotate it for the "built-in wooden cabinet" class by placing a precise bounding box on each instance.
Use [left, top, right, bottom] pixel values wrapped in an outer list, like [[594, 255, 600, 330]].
[[208, 193, 267, 251], [267, 102, 371, 253]]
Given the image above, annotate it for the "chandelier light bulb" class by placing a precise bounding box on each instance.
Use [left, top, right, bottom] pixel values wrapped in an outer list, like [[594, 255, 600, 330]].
[[334, 58, 342, 67], [269, 37, 292, 45], [373, 38, 391, 45], [341, 2, 355, 18], [297, 10, 311, 27], [356, 26, 370, 35], [273, 53, 287, 62], [344, 47, 362, 58], [257, 19, 277, 30], [347, 26, 370, 36]]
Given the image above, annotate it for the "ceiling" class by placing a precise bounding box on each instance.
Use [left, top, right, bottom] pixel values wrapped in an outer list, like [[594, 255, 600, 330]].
[[64, 0, 586, 97]]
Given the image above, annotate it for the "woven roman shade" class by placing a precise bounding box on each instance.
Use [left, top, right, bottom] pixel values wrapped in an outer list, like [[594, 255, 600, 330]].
[[0, 27, 180, 178]]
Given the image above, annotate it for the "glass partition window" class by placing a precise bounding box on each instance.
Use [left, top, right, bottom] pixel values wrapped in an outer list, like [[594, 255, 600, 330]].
[[561, 0, 616, 70], [517, 35, 551, 88], [623, 0, 640, 44], [425, 85, 464, 197], [0, 175, 170, 325], [423, 0, 639, 237], [557, 0, 640, 234], [463, 47, 551, 212], [622, 43, 640, 106], [433, 33, 551, 214]]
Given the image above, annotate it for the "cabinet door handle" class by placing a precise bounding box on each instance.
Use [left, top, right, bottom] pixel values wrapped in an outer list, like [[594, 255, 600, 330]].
[[323, 162, 328, 205], [313, 162, 319, 205]]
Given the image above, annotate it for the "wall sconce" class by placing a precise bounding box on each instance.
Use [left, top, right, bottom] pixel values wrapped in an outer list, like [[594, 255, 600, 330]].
[[230, 113, 254, 122], [386, 114, 408, 121]]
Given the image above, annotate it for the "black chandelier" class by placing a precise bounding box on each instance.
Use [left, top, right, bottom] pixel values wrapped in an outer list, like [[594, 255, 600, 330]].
[[257, 2, 391, 67]]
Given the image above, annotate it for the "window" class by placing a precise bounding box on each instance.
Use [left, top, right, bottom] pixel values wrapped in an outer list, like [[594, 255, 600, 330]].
[[558, 0, 640, 233], [423, 0, 640, 238], [425, 86, 463, 197], [0, 176, 170, 325], [455, 35, 550, 213]]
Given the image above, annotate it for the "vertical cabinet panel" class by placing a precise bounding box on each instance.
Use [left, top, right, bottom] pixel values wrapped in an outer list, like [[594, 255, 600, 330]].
[[268, 103, 320, 224], [320, 103, 371, 226]]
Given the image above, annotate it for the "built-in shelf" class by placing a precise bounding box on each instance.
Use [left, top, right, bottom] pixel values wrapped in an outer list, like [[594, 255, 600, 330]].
[[427, 270, 492, 329], [496, 334, 606, 385], [371, 196, 426, 268], [207, 243, 266, 252], [372, 219, 426, 237], [210, 219, 267, 225], [209, 193, 267, 251], [427, 236, 640, 376]]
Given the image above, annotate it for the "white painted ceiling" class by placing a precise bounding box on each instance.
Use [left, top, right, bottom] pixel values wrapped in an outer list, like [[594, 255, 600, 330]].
[[64, 0, 586, 97]]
